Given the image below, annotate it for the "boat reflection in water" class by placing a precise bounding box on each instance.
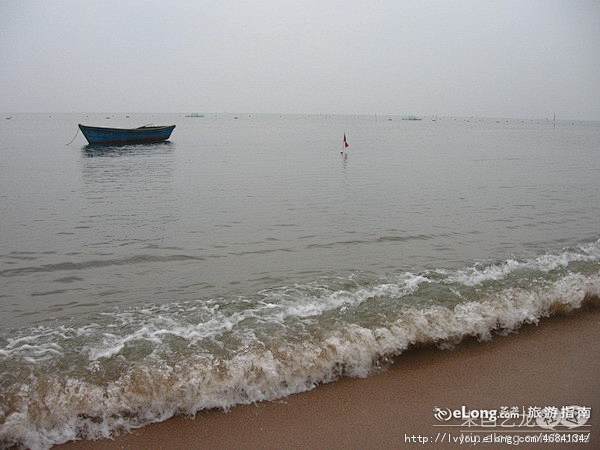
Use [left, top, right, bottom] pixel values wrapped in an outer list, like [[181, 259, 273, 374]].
[[82, 140, 174, 158], [79, 140, 177, 238]]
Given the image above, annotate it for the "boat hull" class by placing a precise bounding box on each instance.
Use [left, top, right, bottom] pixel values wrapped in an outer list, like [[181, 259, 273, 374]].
[[78, 124, 176, 145]]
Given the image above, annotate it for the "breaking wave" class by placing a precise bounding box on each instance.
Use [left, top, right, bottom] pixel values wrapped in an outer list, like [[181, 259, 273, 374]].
[[1, 241, 599, 449]]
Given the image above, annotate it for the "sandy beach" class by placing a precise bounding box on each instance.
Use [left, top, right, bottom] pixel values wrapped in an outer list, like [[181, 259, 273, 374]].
[[60, 303, 599, 449]]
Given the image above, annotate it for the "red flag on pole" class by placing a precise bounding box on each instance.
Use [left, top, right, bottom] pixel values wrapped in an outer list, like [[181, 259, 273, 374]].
[[343, 133, 349, 148]]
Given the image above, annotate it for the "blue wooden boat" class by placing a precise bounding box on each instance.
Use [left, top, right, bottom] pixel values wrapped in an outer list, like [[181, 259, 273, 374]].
[[78, 124, 176, 145]]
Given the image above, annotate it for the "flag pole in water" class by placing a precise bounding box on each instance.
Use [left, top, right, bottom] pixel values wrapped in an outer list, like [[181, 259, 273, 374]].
[[341, 133, 349, 153]]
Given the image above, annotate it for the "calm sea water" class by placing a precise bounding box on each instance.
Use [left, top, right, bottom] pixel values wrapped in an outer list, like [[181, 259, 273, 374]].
[[1, 113, 599, 448]]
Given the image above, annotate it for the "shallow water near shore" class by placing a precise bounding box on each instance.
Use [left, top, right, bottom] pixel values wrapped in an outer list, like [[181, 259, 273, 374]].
[[1, 113, 599, 448]]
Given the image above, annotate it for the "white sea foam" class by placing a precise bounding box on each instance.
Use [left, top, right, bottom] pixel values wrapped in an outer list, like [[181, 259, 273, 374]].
[[1, 243, 599, 449], [440, 240, 599, 286]]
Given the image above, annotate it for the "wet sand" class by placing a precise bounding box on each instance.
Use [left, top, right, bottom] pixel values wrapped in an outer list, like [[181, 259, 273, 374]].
[[61, 306, 599, 449]]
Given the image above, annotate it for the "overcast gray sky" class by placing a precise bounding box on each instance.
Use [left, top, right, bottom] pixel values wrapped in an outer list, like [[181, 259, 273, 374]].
[[1, 0, 599, 119]]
